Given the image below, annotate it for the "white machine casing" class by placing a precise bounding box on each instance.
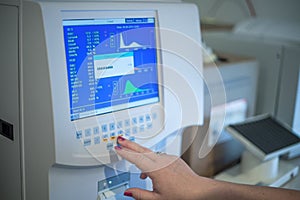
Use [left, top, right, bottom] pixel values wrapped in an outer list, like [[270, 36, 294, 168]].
[[7, 1, 205, 200]]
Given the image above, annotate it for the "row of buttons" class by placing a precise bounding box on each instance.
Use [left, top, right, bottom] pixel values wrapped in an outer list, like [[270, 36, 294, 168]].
[[83, 135, 136, 151], [76, 113, 155, 138], [76, 113, 156, 150], [76, 122, 154, 140]]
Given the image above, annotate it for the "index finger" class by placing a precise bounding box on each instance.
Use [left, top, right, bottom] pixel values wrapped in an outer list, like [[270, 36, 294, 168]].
[[115, 145, 155, 172], [117, 136, 152, 154], [117, 136, 162, 162], [115, 137, 165, 171]]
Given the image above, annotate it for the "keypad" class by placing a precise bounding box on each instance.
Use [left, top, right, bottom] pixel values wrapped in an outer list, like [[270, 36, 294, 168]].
[[75, 112, 157, 150]]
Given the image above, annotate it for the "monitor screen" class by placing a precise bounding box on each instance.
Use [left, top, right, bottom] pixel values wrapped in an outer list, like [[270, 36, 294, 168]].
[[63, 16, 161, 121]]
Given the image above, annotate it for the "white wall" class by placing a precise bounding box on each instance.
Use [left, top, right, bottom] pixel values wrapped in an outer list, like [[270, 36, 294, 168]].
[[183, 0, 300, 24]]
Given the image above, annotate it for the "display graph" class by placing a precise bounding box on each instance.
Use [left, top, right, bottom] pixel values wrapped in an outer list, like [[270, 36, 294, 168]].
[[123, 80, 145, 95], [120, 33, 144, 49], [119, 28, 155, 50], [123, 80, 144, 94]]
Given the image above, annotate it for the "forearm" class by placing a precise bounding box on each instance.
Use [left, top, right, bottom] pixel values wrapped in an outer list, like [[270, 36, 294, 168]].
[[205, 179, 300, 200]]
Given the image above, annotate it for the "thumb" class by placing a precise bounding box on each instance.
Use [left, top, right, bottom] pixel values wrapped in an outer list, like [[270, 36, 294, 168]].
[[124, 188, 158, 200]]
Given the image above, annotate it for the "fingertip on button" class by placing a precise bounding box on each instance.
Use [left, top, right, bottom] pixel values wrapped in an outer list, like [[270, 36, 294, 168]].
[[117, 136, 126, 142]]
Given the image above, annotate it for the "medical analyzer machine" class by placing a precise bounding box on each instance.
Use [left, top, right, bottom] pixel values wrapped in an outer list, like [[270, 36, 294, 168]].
[[0, 0, 204, 199]]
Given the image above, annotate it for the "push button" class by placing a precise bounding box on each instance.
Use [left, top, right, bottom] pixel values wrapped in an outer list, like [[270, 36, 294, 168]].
[[132, 127, 138, 134], [109, 123, 115, 131], [139, 116, 144, 123], [102, 134, 109, 142], [129, 136, 135, 142], [76, 130, 82, 139], [85, 128, 92, 137], [93, 127, 100, 135], [106, 142, 114, 151], [110, 132, 116, 140], [94, 136, 101, 145], [139, 125, 145, 132], [83, 139, 91, 147], [101, 124, 108, 132], [125, 119, 130, 127], [132, 117, 137, 125], [117, 121, 123, 128], [147, 123, 153, 129], [125, 129, 130, 136], [145, 114, 151, 122], [117, 130, 124, 136]]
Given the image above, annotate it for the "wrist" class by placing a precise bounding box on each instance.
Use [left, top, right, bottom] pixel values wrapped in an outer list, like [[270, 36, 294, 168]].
[[192, 177, 231, 200]]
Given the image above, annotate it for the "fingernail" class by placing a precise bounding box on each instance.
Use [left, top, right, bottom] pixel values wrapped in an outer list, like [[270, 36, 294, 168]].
[[114, 146, 122, 150], [124, 191, 133, 197], [117, 136, 126, 141]]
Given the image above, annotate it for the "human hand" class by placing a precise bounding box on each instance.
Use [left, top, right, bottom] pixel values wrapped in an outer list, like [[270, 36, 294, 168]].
[[114, 136, 300, 200], [114, 136, 219, 200]]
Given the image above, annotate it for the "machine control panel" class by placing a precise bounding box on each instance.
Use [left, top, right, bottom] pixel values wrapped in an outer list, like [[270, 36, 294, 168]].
[[76, 112, 158, 150]]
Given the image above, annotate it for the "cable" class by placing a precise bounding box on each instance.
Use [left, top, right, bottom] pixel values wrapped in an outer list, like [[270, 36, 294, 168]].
[[245, 0, 257, 17]]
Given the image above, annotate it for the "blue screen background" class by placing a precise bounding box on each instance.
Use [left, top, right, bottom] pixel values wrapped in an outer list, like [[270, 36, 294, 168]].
[[63, 18, 160, 120]]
